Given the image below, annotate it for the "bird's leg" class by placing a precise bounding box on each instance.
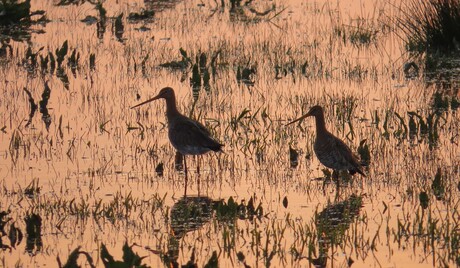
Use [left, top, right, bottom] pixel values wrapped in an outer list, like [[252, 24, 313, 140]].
[[332, 170, 339, 182], [196, 155, 200, 174], [183, 156, 188, 197], [334, 177, 341, 201], [175, 151, 183, 171], [196, 155, 201, 196], [332, 170, 341, 201]]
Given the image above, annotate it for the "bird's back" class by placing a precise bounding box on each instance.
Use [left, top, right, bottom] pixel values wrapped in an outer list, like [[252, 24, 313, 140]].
[[168, 115, 223, 155], [314, 132, 361, 172]]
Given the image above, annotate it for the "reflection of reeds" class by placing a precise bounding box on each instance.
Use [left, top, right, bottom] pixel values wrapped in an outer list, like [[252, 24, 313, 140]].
[[1, 0, 460, 267]]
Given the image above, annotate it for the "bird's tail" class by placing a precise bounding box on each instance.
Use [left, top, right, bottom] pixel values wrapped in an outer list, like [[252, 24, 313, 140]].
[[209, 143, 224, 152]]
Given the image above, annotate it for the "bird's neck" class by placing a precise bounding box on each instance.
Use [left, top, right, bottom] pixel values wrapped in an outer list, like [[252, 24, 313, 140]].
[[165, 96, 180, 120], [314, 113, 328, 135]]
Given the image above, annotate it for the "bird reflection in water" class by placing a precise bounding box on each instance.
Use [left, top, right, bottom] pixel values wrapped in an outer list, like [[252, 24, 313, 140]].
[[152, 196, 217, 267], [310, 194, 363, 268]]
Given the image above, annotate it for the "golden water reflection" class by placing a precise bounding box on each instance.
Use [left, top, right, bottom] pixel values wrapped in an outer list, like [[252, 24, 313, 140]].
[[0, 0, 459, 267]]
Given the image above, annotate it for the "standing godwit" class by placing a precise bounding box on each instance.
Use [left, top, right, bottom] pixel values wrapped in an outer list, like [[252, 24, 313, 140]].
[[287, 105, 366, 177], [131, 87, 223, 196]]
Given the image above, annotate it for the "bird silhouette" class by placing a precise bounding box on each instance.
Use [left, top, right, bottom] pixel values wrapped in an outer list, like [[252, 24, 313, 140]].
[[287, 105, 366, 177], [132, 87, 223, 196]]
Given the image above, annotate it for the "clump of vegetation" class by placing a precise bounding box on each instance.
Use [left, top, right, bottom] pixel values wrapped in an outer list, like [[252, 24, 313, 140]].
[[101, 242, 149, 268], [128, 9, 155, 22], [57, 246, 95, 268], [159, 48, 221, 98], [398, 0, 460, 54], [0, 0, 47, 41], [334, 20, 379, 48], [0, 0, 45, 26]]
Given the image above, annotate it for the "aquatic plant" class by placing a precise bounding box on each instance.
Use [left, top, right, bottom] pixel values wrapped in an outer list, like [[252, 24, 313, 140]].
[[0, 0, 45, 26], [398, 0, 460, 54], [0, 0, 47, 43]]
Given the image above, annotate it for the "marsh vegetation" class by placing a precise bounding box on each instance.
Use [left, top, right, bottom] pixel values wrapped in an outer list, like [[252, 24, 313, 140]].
[[0, 0, 459, 267]]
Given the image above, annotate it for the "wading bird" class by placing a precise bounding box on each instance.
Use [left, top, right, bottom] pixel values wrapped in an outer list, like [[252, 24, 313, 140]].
[[131, 87, 223, 196], [287, 105, 366, 178]]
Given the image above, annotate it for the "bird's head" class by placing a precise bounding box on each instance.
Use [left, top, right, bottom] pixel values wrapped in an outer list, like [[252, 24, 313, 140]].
[[286, 105, 324, 125], [131, 87, 175, 109], [154, 87, 175, 100]]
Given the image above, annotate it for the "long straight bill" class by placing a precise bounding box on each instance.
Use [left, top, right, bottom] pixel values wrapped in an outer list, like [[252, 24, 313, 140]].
[[286, 113, 309, 126], [130, 96, 159, 109]]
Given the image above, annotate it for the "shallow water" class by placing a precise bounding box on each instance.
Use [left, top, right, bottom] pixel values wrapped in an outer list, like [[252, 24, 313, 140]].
[[0, 0, 459, 267]]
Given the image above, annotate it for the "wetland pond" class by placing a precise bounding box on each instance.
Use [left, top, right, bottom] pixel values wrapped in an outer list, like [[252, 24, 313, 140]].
[[0, 0, 459, 267]]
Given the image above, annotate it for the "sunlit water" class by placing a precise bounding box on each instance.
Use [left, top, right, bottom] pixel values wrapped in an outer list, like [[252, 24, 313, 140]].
[[0, 0, 459, 267]]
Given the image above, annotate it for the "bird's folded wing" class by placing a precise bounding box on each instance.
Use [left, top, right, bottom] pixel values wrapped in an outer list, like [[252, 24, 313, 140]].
[[333, 138, 360, 167], [170, 117, 218, 147]]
